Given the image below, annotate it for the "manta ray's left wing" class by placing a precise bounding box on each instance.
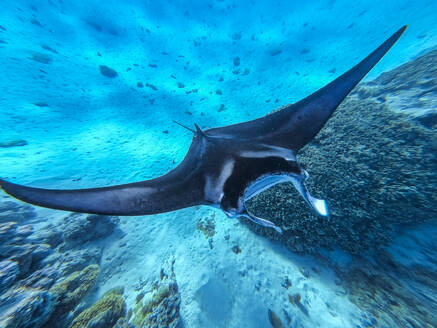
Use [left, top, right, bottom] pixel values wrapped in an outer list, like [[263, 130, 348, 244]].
[[0, 135, 208, 215], [206, 26, 407, 151]]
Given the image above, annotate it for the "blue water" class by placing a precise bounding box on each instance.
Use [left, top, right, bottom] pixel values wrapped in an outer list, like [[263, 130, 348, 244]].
[[0, 1, 436, 327]]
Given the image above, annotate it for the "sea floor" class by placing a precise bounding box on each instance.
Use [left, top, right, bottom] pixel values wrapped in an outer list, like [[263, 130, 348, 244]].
[[0, 1, 436, 327]]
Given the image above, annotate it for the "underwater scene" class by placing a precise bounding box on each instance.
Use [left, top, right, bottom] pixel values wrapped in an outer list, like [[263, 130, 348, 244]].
[[0, 0, 436, 327]]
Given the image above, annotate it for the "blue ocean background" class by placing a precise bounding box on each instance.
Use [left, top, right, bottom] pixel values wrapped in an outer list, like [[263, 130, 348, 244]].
[[0, 1, 436, 327]]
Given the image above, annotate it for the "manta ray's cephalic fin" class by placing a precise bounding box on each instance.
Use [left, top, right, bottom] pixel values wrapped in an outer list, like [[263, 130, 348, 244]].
[[194, 123, 206, 137], [172, 120, 195, 133]]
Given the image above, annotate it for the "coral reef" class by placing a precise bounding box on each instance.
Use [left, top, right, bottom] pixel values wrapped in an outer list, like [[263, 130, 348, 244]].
[[357, 48, 437, 126], [0, 200, 119, 328], [0, 221, 56, 328], [48, 264, 100, 320], [56, 247, 102, 276], [0, 229, 181, 328], [132, 259, 181, 328], [71, 287, 126, 328], [0, 260, 19, 291], [197, 213, 216, 249], [328, 222, 437, 327], [245, 49, 437, 254], [337, 248, 437, 327], [0, 286, 54, 328], [0, 201, 37, 223], [196, 214, 216, 240], [59, 213, 119, 247], [0, 222, 52, 287]]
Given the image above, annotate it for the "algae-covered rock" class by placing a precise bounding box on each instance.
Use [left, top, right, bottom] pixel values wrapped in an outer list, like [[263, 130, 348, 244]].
[[0, 221, 61, 327], [18, 266, 59, 290], [0, 221, 52, 276], [0, 221, 56, 288], [36, 224, 63, 248], [132, 260, 180, 328], [0, 201, 37, 223], [71, 287, 126, 328], [196, 214, 216, 239], [61, 213, 119, 246], [113, 317, 136, 328], [340, 249, 437, 327], [0, 217, 109, 328], [245, 49, 437, 254], [357, 48, 437, 124], [0, 222, 21, 246], [0, 286, 54, 328], [133, 281, 180, 328], [57, 247, 102, 276], [0, 260, 19, 293], [48, 264, 100, 317]]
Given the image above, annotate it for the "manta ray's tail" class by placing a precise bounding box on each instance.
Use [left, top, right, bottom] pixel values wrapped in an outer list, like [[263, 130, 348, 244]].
[[287, 25, 407, 150]]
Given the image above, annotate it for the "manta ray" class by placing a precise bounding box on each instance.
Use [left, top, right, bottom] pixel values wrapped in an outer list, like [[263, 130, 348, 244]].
[[0, 26, 406, 233]]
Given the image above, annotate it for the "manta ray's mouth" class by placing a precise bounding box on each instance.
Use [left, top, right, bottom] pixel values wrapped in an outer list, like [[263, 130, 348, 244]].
[[239, 170, 329, 234], [243, 172, 295, 201], [243, 171, 329, 217]]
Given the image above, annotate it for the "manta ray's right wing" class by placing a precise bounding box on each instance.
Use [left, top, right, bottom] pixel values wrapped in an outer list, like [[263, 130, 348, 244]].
[[206, 26, 407, 151], [0, 135, 208, 215]]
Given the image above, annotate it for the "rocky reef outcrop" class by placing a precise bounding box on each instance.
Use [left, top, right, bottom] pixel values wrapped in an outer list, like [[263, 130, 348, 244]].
[[0, 198, 181, 328], [71, 287, 126, 328], [0, 201, 37, 224], [37, 213, 119, 249], [0, 199, 119, 328], [245, 48, 437, 254], [0, 221, 56, 328], [46, 264, 101, 326], [64, 259, 181, 328], [334, 221, 437, 327], [132, 259, 181, 328]]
